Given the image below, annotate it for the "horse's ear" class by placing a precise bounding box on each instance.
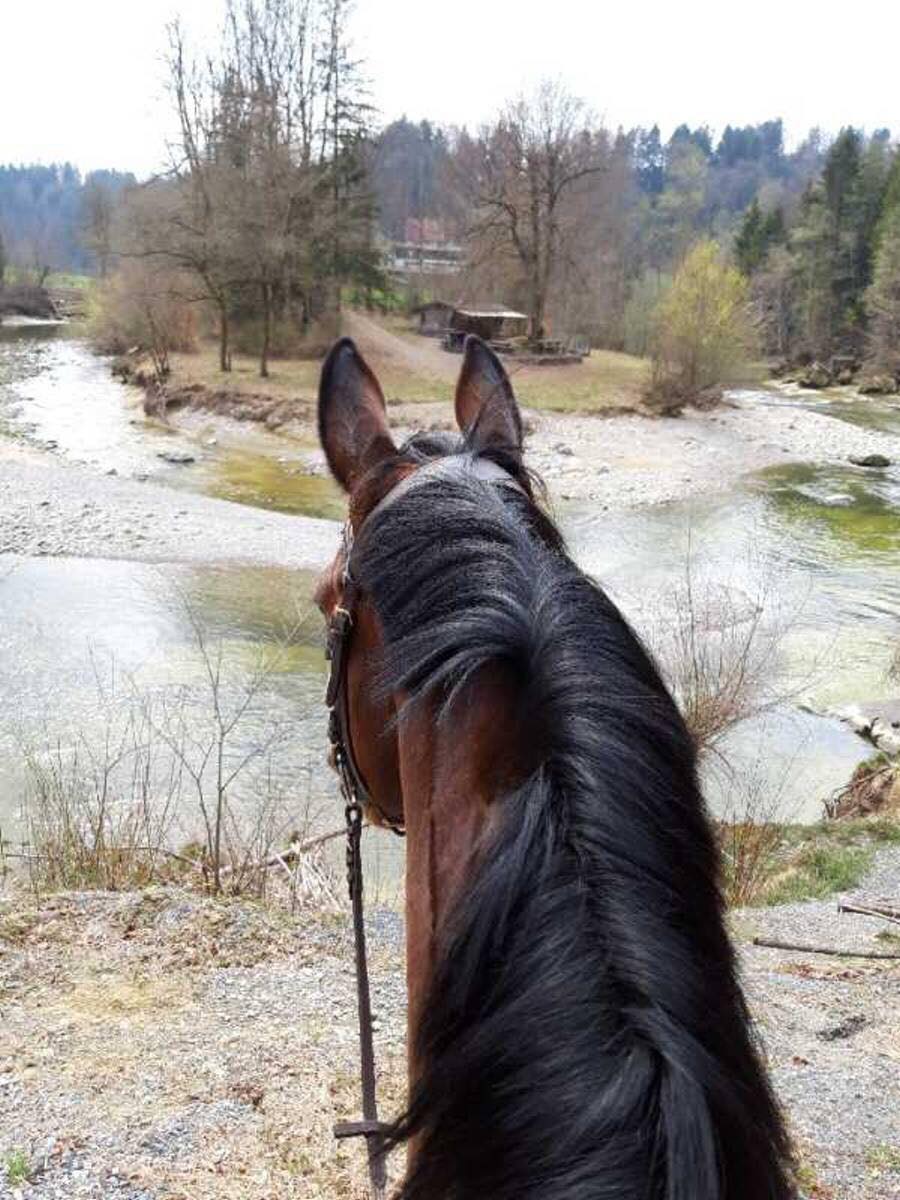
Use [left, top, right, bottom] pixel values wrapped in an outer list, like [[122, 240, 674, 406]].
[[454, 335, 523, 458], [318, 338, 396, 492]]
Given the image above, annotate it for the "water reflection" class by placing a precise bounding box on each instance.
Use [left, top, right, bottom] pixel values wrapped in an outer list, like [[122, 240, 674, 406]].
[[0, 556, 330, 830]]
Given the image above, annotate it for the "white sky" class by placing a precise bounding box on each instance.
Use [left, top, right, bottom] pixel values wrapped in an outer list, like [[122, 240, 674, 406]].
[[2, 0, 898, 176]]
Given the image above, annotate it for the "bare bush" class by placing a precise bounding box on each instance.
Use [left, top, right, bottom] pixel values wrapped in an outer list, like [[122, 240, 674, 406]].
[[711, 750, 800, 907], [653, 568, 790, 756], [16, 606, 334, 905], [87, 258, 198, 378], [644, 544, 816, 905], [21, 703, 181, 893]]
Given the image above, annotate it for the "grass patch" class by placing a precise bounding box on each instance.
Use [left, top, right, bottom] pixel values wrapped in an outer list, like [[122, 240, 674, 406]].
[[795, 1158, 834, 1198], [169, 346, 323, 403], [3, 268, 93, 290], [509, 350, 650, 413], [3, 1149, 33, 1186], [761, 843, 873, 906], [865, 1143, 900, 1174], [719, 816, 897, 908], [168, 320, 651, 416]]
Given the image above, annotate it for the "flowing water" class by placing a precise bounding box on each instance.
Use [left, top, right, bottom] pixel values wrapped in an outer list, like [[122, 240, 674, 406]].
[[1, 324, 899, 858]]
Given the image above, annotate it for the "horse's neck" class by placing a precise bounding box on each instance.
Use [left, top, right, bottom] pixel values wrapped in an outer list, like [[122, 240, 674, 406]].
[[397, 675, 514, 1077]]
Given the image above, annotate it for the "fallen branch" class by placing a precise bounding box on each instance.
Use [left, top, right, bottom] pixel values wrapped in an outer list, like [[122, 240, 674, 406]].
[[838, 901, 900, 927], [218, 825, 348, 878], [753, 936, 900, 960]]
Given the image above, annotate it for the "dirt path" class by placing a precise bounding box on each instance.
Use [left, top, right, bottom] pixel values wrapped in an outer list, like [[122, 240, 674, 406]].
[[341, 309, 458, 384]]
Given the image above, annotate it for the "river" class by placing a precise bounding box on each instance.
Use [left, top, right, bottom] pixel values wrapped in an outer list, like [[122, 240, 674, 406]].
[[1, 322, 898, 865]]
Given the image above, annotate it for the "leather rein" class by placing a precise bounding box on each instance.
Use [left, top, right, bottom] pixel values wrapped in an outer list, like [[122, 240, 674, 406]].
[[324, 454, 524, 1199]]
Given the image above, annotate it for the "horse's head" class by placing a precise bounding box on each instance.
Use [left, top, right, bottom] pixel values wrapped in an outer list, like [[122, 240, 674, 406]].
[[314, 334, 528, 831]]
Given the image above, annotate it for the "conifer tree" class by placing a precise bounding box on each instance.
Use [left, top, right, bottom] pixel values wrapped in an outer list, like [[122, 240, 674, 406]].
[[865, 201, 900, 379]]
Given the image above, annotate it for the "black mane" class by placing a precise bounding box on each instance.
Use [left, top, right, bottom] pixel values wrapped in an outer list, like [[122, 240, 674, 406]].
[[353, 446, 794, 1200]]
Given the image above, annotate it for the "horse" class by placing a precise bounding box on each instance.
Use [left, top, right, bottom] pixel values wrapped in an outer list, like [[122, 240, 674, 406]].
[[315, 334, 794, 1200]]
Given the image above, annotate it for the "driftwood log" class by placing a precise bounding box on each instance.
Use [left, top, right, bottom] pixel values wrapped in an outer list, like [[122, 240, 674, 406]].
[[838, 901, 900, 927], [752, 936, 900, 960]]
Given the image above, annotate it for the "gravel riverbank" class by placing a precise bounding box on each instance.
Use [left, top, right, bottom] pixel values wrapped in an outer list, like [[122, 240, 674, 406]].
[[0, 441, 336, 568], [3, 384, 900, 568], [389, 387, 900, 508], [1, 844, 898, 1199]]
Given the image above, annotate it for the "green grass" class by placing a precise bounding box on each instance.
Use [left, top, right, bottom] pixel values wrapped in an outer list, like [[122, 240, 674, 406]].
[[865, 1143, 900, 1174], [761, 843, 873, 906], [784, 815, 900, 847], [723, 816, 899, 908], [3, 1150, 32, 1186]]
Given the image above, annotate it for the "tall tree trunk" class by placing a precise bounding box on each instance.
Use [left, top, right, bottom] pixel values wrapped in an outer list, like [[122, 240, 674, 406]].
[[219, 304, 231, 373], [260, 282, 272, 378]]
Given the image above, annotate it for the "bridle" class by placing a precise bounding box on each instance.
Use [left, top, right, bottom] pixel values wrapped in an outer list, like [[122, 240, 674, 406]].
[[324, 453, 524, 1199], [325, 516, 407, 837]]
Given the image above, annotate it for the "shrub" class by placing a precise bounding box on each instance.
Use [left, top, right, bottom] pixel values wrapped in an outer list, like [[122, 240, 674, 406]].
[[648, 239, 756, 407]]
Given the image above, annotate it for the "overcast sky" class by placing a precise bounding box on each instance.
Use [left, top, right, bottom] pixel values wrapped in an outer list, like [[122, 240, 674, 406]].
[[3, 0, 898, 176]]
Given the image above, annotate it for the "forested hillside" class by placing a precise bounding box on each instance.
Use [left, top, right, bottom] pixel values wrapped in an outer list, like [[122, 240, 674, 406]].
[[0, 164, 134, 281]]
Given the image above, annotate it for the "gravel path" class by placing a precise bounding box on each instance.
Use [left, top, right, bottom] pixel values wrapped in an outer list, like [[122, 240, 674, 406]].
[[735, 846, 900, 1199], [2, 845, 898, 1199]]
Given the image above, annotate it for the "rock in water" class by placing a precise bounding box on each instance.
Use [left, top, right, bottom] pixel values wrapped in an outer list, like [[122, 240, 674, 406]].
[[848, 453, 891, 468], [157, 450, 196, 466]]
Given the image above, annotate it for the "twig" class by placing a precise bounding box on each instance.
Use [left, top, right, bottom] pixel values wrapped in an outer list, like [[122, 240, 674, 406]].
[[838, 901, 900, 927], [753, 937, 900, 960]]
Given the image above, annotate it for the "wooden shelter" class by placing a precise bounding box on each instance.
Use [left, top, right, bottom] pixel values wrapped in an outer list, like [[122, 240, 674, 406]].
[[444, 305, 529, 350], [413, 300, 455, 337]]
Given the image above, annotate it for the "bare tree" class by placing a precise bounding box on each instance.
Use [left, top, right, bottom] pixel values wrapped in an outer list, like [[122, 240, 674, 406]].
[[455, 82, 607, 338], [134, 2, 379, 377]]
